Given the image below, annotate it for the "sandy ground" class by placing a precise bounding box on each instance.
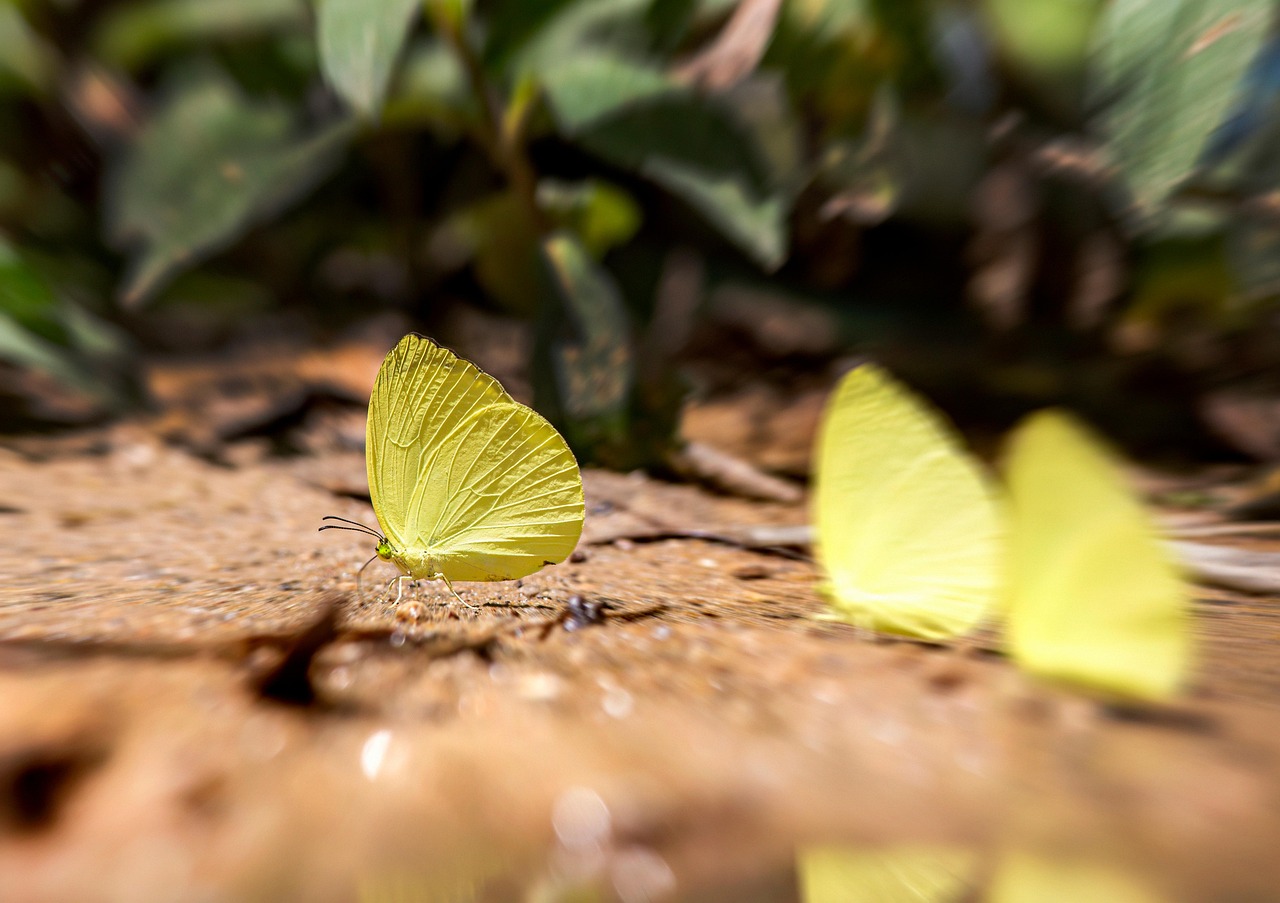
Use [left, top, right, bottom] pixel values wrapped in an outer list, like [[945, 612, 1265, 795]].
[[0, 431, 1279, 902]]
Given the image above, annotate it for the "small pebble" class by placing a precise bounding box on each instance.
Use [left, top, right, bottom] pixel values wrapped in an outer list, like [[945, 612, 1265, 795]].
[[395, 600, 428, 623], [517, 671, 565, 702], [923, 655, 969, 692], [570, 549, 589, 563], [601, 684, 634, 718], [731, 564, 772, 580]]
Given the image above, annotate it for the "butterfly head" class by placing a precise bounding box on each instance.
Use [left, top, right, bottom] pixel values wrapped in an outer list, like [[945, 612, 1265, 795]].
[[375, 539, 395, 561]]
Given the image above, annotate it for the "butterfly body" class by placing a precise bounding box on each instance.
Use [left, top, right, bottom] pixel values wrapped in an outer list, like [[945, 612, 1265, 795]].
[[377, 545, 552, 584]]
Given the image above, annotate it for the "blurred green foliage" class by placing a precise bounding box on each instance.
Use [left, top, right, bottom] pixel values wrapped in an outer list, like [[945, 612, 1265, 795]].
[[2, 0, 1280, 456]]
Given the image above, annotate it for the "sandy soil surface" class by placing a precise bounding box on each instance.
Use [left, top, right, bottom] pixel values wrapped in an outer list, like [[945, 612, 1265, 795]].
[[1, 425, 1279, 901]]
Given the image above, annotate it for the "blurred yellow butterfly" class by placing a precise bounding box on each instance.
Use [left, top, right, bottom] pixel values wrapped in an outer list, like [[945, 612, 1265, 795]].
[[1003, 411, 1189, 700], [798, 844, 978, 903], [797, 845, 1167, 903], [322, 334, 585, 602], [812, 363, 1004, 640], [812, 363, 1189, 699]]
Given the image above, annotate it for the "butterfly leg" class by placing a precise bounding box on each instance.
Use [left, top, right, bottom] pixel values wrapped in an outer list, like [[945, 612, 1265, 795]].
[[439, 574, 477, 609], [384, 574, 414, 605]]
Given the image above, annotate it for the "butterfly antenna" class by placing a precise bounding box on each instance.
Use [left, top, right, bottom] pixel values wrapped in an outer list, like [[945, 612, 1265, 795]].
[[319, 515, 384, 539], [323, 515, 374, 527]]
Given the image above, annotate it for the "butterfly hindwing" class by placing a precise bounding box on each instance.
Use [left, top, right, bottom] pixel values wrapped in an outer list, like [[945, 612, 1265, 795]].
[[407, 401, 584, 581], [813, 364, 1003, 639]]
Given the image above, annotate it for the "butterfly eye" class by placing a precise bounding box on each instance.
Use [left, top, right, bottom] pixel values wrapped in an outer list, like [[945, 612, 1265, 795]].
[[376, 541, 393, 560]]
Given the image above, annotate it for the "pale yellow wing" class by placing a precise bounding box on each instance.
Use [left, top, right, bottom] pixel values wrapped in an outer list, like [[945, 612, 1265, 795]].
[[367, 334, 512, 549], [407, 400, 584, 581], [798, 845, 977, 903], [367, 334, 583, 582], [812, 364, 1003, 639], [1003, 410, 1190, 700], [989, 852, 1169, 903]]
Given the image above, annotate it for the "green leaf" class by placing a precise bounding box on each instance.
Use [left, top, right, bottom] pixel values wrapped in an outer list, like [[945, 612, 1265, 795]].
[[0, 314, 87, 393], [426, 0, 473, 34], [317, 0, 423, 117], [484, 0, 650, 73], [438, 190, 542, 314], [0, 240, 129, 403], [0, 240, 64, 344], [643, 155, 786, 266], [542, 55, 787, 268], [581, 96, 786, 268], [0, 3, 58, 96], [984, 0, 1104, 76], [1088, 0, 1271, 226], [435, 180, 639, 314], [539, 232, 635, 455], [482, 0, 580, 69], [539, 51, 675, 130], [105, 71, 354, 307], [537, 179, 642, 256], [93, 0, 308, 71], [382, 37, 476, 134], [1228, 218, 1280, 309]]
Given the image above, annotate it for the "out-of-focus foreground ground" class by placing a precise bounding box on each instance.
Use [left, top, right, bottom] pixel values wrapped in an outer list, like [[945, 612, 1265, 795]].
[[2, 339, 1280, 903]]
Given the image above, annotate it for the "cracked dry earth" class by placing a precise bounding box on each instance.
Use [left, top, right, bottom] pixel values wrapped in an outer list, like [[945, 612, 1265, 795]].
[[1, 432, 1279, 902]]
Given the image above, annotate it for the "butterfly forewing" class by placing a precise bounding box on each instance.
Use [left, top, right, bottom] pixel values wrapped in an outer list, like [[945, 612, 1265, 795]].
[[367, 334, 513, 547], [411, 401, 583, 581]]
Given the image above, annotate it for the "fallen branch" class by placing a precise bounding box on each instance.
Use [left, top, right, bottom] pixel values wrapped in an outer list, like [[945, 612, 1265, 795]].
[[668, 441, 804, 503]]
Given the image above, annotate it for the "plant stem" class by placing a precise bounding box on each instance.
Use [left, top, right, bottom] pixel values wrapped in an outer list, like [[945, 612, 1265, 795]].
[[434, 7, 548, 232]]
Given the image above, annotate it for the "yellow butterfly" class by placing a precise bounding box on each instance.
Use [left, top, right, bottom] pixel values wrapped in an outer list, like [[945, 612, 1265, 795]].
[[798, 845, 978, 903], [988, 852, 1170, 903], [812, 363, 1004, 640], [322, 334, 585, 602], [812, 363, 1189, 699], [797, 845, 1168, 903], [1003, 411, 1190, 700]]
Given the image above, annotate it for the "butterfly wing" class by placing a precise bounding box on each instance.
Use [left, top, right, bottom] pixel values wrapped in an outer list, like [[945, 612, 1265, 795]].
[[367, 334, 513, 550], [798, 845, 977, 903], [368, 334, 584, 582], [813, 364, 1003, 639], [409, 400, 583, 581], [1004, 411, 1189, 700], [989, 852, 1169, 903]]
